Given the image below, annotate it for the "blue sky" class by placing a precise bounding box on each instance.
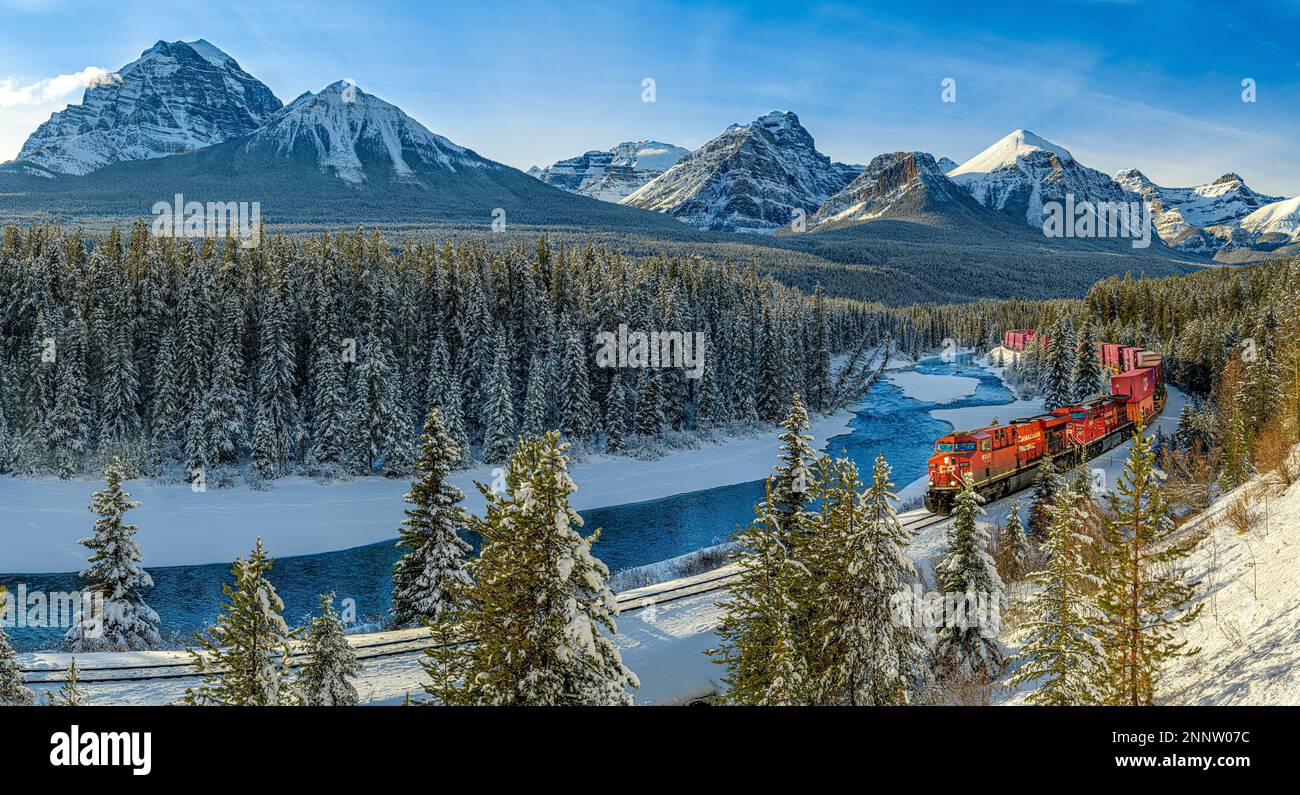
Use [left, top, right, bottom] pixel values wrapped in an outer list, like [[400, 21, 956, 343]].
[[2, 0, 1299, 194]]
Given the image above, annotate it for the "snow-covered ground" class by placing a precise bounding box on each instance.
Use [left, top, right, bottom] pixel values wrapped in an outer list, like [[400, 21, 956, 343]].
[[0, 409, 857, 573], [887, 369, 979, 404]]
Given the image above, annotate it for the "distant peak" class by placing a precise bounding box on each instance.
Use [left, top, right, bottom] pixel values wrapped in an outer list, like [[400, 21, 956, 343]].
[[949, 128, 1073, 178], [1213, 172, 1244, 185]]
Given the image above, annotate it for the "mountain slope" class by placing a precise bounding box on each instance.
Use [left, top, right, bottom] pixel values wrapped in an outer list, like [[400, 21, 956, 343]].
[[532, 141, 689, 202], [796, 151, 989, 232], [1113, 169, 1283, 256], [12, 39, 282, 177], [620, 111, 858, 233], [948, 129, 1130, 227], [0, 82, 707, 235]]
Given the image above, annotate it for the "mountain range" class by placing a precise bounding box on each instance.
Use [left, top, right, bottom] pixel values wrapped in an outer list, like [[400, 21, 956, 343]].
[[2, 38, 1296, 304]]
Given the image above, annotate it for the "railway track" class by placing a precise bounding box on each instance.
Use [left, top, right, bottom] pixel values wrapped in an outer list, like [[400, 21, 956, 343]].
[[18, 510, 949, 687]]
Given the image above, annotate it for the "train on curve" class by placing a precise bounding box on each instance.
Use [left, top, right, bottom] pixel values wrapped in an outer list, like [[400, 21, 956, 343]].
[[923, 329, 1165, 514]]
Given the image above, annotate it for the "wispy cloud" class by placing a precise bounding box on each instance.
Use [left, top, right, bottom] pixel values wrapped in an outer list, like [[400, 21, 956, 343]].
[[0, 66, 116, 108]]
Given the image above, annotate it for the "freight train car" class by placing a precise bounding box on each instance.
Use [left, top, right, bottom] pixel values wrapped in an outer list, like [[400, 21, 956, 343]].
[[923, 332, 1166, 514]]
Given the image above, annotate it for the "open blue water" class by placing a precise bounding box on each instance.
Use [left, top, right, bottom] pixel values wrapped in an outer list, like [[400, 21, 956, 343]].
[[2, 357, 1013, 651]]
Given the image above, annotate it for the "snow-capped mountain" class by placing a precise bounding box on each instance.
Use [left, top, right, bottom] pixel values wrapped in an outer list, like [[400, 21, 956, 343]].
[[531, 141, 689, 202], [242, 81, 486, 185], [800, 151, 982, 231], [1238, 195, 1300, 243], [948, 129, 1130, 227], [13, 39, 282, 177], [620, 111, 858, 233], [935, 156, 958, 174], [1113, 169, 1284, 254]]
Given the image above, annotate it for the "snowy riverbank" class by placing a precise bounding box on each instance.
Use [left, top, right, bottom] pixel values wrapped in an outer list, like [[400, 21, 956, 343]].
[[0, 408, 858, 573]]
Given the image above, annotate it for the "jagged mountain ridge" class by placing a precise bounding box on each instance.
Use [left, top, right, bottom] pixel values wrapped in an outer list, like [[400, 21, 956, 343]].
[[1114, 168, 1286, 256], [14, 39, 282, 177], [619, 111, 858, 233], [530, 141, 689, 202]]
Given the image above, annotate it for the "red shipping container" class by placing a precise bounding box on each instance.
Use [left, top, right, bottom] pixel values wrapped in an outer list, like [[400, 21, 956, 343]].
[[1112, 368, 1154, 402], [1136, 350, 1162, 369]]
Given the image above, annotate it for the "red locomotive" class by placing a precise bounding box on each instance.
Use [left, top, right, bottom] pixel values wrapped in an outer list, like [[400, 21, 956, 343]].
[[923, 332, 1165, 514]]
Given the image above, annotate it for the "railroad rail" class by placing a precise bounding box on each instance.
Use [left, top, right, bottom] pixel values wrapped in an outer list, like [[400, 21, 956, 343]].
[[18, 510, 948, 687]]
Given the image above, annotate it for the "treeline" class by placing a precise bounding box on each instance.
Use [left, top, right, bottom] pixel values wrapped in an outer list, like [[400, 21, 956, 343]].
[[0, 222, 921, 483]]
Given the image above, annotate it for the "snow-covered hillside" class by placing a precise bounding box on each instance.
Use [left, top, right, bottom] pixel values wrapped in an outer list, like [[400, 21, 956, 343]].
[[244, 81, 488, 184], [803, 150, 981, 230], [14, 39, 282, 176], [1238, 195, 1300, 243], [530, 141, 689, 202], [620, 110, 858, 233]]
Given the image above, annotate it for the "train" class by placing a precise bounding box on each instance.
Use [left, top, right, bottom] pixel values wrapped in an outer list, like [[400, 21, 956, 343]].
[[922, 329, 1166, 514]]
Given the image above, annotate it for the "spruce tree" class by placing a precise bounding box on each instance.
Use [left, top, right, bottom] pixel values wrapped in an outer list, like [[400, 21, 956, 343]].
[[390, 407, 471, 629], [1040, 320, 1074, 411], [604, 371, 627, 452], [711, 478, 808, 705], [1029, 461, 1060, 538], [811, 453, 924, 705], [633, 367, 664, 438], [298, 593, 361, 706], [0, 588, 35, 705], [1071, 319, 1103, 403], [521, 353, 551, 439], [559, 326, 595, 443], [66, 458, 161, 652], [1096, 425, 1202, 705], [47, 314, 90, 479], [933, 473, 1005, 700], [185, 539, 298, 706], [768, 393, 817, 537], [1001, 501, 1030, 582], [1006, 480, 1106, 705], [480, 330, 517, 465], [425, 433, 637, 705], [46, 658, 85, 706]]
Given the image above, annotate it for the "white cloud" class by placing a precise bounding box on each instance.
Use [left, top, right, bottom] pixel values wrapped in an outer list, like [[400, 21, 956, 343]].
[[0, 66, 117, 108]]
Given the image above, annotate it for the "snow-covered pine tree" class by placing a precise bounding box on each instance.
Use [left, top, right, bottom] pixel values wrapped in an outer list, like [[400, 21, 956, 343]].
[[99, 307, 140, 463], [146, 328, 182, 473], [480, 329, 517, 465], [203, 305, 248, 476], [1029, 460, 1060, 538], [1096, 424, 1202, 706], [604, 371, 626, 452], [559, 326, 596, 444], [933, 473, 1005, 702], [1005, 479, 1106, 705], [425, 432, 637, 705], [252, 265, 301, 480], [811, 453, 924, 705], [1040, 319, 1074, 411], [1001, 501, 1029, 582], [710, 478, 807, 705], [46, 658, 85, 706], [348, 328, 411, 477], [1071, 318, 1103, 403], [768, 392, 817, 537], [47, 312, 90, 479], [441, 376, 472, 468], [65, 457, 161, 652], [297, 593, 361, 706], [0, 588, 35, 705], [811, 284, 832, 412], [185, 538, 298, 706], [520, 353, 551, 439], [633, 367, 664, 438], [390, 406, 471, 629]]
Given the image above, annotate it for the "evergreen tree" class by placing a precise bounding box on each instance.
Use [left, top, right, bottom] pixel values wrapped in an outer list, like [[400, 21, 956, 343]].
[[251, 268, 301, 479], [47, 314, 90, 479], [1001, 501, 1030, 582], [1006, 480, 1106, 705], [520, 353, 551, 439], [711, 478, 807, 705], [185, 539, 298, 706], [480, 330, 517, 464], [391, 407, 471, 629], [0, 588, 35, 705], [348, 329, 411, 476], [65, 458, 161, 652], [1040, 320, 1074, 411], [768, 393, 817, 537], [147, 329, 182, 471], [633, 367, 664, 438], [933, 473, 1005, 700], [46, 658, 85, 706], [1071, 318, 1103, 403], [1029, 461, 1060, 538], [1096, 425, 1202, 706], [604, 371, 627, 452], [298, 593, 361, 706], [811, 453, 924, 705], [559, 327, 596, 443], [425, 433, 637, 705]]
